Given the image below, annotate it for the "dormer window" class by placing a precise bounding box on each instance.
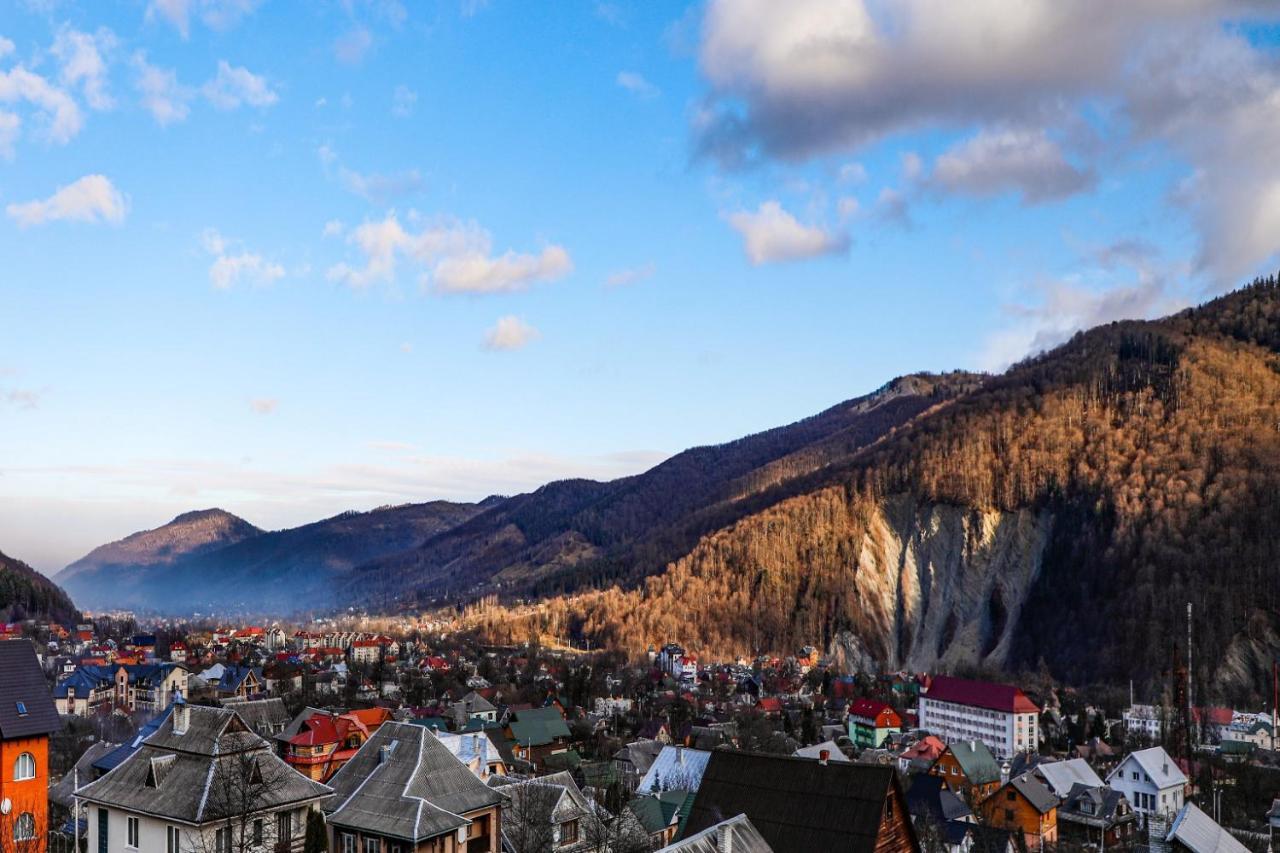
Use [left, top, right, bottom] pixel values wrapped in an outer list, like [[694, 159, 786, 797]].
[[15, 701, 27, 716]]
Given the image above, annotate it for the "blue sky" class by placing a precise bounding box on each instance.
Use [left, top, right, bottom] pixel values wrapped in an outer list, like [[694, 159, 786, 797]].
[[3, 1, 1279, 571]]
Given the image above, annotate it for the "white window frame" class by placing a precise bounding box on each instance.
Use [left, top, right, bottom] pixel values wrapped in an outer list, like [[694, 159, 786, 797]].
[[127, 816, 140, 848], [167, 825, 181, 853], [13, 752, 36, 781]]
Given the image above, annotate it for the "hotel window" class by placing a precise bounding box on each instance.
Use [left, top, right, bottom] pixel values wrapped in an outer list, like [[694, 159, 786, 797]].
[[14, 752, 36, 780], [127, 816, 140, 847], [167, 825, 181, 853]]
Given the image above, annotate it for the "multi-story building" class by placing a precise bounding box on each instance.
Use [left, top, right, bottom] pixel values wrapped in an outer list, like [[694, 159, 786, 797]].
[[282, 707, 392, 782], [918, 675, 1040, 759], [0, 641, 61, 850], [848, 698, 903, 750], [53, 662, 188, 716], [1123, 704, 1165, 741]]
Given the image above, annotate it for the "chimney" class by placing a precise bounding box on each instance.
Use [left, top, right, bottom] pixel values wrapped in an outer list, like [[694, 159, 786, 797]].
[[716, 822, 733, 853], [677, 746, 684, 767], [379, 744, 393, 764], [969, 740, 977, 751], [1000, 760, 1011, 786], [819, 749, 830, 766], [172, 691, 189, 735]]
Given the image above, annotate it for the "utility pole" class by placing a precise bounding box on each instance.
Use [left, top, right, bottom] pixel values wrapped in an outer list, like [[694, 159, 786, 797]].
[[1187, 602, 1196, 750]]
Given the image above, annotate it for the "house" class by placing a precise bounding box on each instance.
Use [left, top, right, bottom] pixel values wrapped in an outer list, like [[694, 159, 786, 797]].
[[898, 735, 946, 774], [918, 676, 1040, 759], [505, 706, 573, 771], [0, 640, 62, 849], [794, 740, 852, 763], [683, 749, 919, 853], [656, 813, 775, 852], [54, 662, 188, 716], [637, 745, 712, 795], [215, 664, 263, 699], [77, 699, 331, 852], [1105, 747, 1187, 822], [283, 707, 392, 782], [1123, 704, 1165, 741], [1164, 803, 1249, 853], [1056, 783, 1138, 849], [849, 699, 903, 750], [929, 740, 1002, 802], [221, 696, 291, 737], [323, 721, 505, 853], [978, 771, 1058, 850], [613, 738, 666, 791], [904, 774, 974, 853], [490, 771, 602, 853], [430, 730, 509, 781], [451, 691, 499, 726], [629, 790, 691, 849]]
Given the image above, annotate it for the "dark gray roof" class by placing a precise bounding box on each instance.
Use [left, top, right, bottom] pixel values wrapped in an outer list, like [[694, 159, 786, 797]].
[[223, 697, 291, 735], [76, 704, 331, 825], [0, 640, 61, 739], [324, 722, 503, 842], [685, 750, 912, 853], [1059, 783, 1136, 829], [1005, 772, 1058, 814], [658, 814, 775, 853], [50, 741, 119, 809]]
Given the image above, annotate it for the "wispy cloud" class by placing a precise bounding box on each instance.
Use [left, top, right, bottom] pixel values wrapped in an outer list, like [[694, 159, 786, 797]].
[[202, 60, 278, 110], [391, 84, 416, 117], [248, 397, 278, 415], [132, 51, 192, 125], [482, 315, 539, 351], [605, 262, 656, 287], [334, 27, 373, 65], [616, 70, 659, 99], [203, 228, 284, 289], [727, 200, 848, 265]]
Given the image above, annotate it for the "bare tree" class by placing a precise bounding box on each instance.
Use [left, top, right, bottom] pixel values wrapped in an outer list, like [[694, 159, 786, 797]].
[[580, 784, 652, 853], [499, 780, 564, 853], [193, 747, 303, 853], [0, 804, 50, 853]]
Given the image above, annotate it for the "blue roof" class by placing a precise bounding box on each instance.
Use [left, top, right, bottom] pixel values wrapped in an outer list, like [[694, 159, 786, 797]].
[[54, 663, 180, 698]]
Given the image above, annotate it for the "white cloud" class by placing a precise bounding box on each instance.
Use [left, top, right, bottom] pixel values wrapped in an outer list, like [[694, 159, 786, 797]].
[[928, 127, 1095, 204], [616, 71, 659, 99], [696, 1, 1280, 284], [132, 52, 192, 125], [727, 200, 848, 265], [6, 174, 127, 227], [202, 60, 278, 110], [483, 315, 539, 351], [51, 27, 117, 111], [146, 0, 263, 38], [0, 37, 14, 60], [838, 161, 867, 184], [334, 28, 373, 65], [326, 211, 573, 294], [203, 228, 285, 289], [322, 219, 344, 238], [318, 144, 424, 203], [875, 187, 910, 228], [605, 262, 656, 287], [837, 196, 860, 221], [0, 64, 83, 145], [392, 84, 416, 117], [435, 245, 573, 294], [248, 397, 278, 415]]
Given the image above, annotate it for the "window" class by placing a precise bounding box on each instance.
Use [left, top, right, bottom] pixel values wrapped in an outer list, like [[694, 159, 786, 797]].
[[1004, 809, 1014, 821], [363, 839, 381, 853], [98, 808, 109, 853], [1132, 771, 1139, 780], [15, 701, 27, 716], [215, 827, 230, 853], [253, 819, 263, 845], [167, 825, 181, 853], [277, 811, 293, 843], [14, 752, 36, 781], [14, 812, 36, 841], [126, 816, 140, 847], [341, 833, 356, 853], [560, 820, 579, 843], [1007, 791, 1017, 802]]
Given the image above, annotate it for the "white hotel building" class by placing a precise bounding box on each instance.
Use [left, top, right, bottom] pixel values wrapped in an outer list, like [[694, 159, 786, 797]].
[[917, 675, 1041, 759]]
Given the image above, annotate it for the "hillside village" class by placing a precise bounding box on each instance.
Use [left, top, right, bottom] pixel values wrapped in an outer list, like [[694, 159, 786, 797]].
[[0, 615, 1277, 853]]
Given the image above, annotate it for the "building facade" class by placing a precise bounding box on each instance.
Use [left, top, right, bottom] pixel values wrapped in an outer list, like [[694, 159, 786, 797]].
[[0, 641, 62, 851], [918, 676, 1039, 759]]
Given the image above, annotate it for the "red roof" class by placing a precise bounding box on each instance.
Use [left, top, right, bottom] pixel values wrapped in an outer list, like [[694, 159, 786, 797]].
[[849, 698, 902, 727], [923, 675, 1039, 713], [1194, 706, 1233, 726], [758, 697, 783, 713]]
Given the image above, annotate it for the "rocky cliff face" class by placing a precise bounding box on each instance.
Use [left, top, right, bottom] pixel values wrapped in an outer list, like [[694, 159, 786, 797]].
[[830, 496, 1052, 674]]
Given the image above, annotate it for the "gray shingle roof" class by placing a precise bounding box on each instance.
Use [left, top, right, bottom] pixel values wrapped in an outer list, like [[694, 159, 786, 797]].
[[0, 640, 61, 739], [1166, 803, 1249, 853], [1005, 772, 1058, 814], [324, 722, 503, 842], [76, 704, 331, 825], [1035, 758, 1103, 798], [657, 813, 775, 853]]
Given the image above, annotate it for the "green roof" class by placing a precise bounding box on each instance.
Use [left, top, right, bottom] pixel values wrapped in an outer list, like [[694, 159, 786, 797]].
[[543, 749, 582, 772], [947, 740, 1002, 785]]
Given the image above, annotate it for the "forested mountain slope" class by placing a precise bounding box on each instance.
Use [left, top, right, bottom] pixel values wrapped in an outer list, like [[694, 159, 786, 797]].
[[0, 549, 79, 624], [462, 277, 1280, 703]]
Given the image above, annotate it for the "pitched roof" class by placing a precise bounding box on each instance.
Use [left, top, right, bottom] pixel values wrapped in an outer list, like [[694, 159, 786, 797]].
[[1166, 803, 1250, 853], [905, 774, 972, 826], [657, 813, 775, 853], [1035, 758, 1104, 798], [222, 697, 291, 735], [943, 739, 1002, 785], [324, 721, 503, 842], [0, 639, 61, 738], [794, 740, 852, 763], [1004, 772, 1058, 815], [76, 704, 331, 824], [1107, 747, 1188, 789], [637, 746, 713, 794], [684, 749, 910, 853], [923, 675, 1039, 714], [849, 699, 901, 725]]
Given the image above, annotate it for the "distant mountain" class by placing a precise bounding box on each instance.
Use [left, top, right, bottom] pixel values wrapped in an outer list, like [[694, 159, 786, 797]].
[[0, 549, 79, 625], [59, 502, 486, 614], [347, 371, 983, 609]]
